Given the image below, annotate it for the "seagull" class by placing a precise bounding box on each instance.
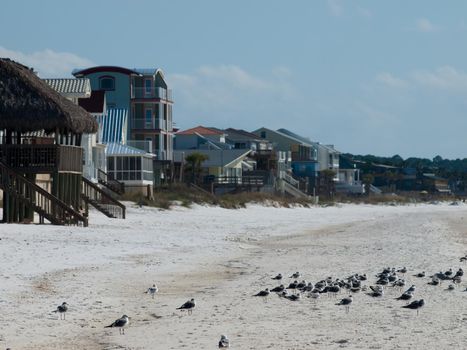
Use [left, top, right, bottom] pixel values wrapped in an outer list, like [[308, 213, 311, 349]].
[[287, 281, 298, 290], [402, 299, 425, 315], [271, 285, 285, 293], [397, 267, 407, 274], [105, 315, 130, 334], [145, 284, 159, 299], [428, 277, 440, 286], [446, 284, 455, 291], [393, 279, 406, 290], [296, 280, 307, 289], [52, 302, 68, 320], [286, 293, 301, 301], [368, 285, 384, 297], [405, 285, 416, 294], [253, 288, 270, 301], [414, 271, 425, 278], [455, 268, 463, 277], [300, 282, 314, 292], [272, 273, 282, 280], [218, 335, 230, 348], [309, 290, 320, 299], [290, 272, 301, 279], [395, 291, 413, 301], [336, 295, 353, 313], [444, 268, 453, 277], [177, 298, 196, 315]]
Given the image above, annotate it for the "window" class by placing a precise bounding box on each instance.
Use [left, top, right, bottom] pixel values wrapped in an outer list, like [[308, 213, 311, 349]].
[[99, 76, 115, 90], [260, 131, 266, 139], [145, 109, 152, 128], [145, 79, 152, 95]]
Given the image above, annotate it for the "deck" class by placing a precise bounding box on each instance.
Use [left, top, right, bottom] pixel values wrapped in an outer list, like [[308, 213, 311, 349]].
[[0, 144, 83, 173]]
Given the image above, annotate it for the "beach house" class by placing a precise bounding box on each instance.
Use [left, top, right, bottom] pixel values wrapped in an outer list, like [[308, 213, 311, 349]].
[[0, 59, 98, 225], [73, 66, 174, 184]]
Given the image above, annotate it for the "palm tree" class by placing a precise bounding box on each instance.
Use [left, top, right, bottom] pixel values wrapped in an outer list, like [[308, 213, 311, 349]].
[[185, 152, 209, 184], [362, 173, 374, 196]]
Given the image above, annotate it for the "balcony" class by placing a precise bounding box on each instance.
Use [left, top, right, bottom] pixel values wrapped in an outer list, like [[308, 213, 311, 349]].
[[126, 140, 153, 154], [0, 144, 83, 173], [131, 87, 173, 100], [130, 118, 167, 130]]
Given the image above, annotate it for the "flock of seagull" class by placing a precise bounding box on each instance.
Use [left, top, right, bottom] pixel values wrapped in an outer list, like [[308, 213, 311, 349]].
[[253, 262, 466, 318], [40, 254, 466, 350]]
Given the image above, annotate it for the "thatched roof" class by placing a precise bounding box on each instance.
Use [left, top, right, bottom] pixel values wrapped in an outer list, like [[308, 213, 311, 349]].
[[0, 58, 98, 133]]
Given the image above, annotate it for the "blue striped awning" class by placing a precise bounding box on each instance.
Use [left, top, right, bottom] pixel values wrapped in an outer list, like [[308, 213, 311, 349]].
[[96, 108, 127, 144]]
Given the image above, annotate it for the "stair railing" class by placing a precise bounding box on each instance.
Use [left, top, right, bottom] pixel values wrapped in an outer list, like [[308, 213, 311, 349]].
[[82, 177, 126, 219], [0, 161, 88, 226]]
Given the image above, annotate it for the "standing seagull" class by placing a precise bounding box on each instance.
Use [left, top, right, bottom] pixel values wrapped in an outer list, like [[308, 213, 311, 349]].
[[336, 295, 353, 313], [177, 298, 196, 315], [402, 299, 425, 316], [145, 284, 159, 299], [218, 335, 230, 348], [105, 315, 130, 335], [272, 273, 283, 280], [52, 302, 68, 320]]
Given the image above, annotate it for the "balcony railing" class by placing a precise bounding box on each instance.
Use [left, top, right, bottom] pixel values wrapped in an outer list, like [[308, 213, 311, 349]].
[[131, 87, 173, 100], [130, 118, 168, 130], [0, 144, 83, 173], [126, 140, 153, 153]]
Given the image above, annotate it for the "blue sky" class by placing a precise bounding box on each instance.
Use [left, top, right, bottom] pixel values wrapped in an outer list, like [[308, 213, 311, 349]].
[[1, 0, 467, 159]]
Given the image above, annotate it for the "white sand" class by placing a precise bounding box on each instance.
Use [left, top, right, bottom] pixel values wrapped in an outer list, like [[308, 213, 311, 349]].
[[0, 202, 466, 349]]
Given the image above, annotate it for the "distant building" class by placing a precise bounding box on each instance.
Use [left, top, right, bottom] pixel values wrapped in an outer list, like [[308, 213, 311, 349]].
[[73, 66, 174, 184]]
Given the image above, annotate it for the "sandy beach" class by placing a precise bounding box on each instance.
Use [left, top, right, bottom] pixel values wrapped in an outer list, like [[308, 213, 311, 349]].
[[1, 202, 466, 349]]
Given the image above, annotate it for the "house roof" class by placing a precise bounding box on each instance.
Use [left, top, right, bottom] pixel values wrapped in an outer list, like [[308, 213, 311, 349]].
[[78, 90, 106, 114], [133, 68, 164, 76], [0, 58, 98, 133], [224, 128, 266, 142], [175, 149, 251, 168], [72, 66, 141, 77], [277, 128, 314, 146], [177, 126, 225, 136], [43, 78, 91, 98], [106, 142, 152, 156], [253, 127, 312, 146]]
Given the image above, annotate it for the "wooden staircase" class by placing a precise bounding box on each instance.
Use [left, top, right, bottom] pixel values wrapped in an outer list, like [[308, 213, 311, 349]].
[[0, 161, 88, 226], [97, 169, 125, 195], [82, 177, 126, 219]]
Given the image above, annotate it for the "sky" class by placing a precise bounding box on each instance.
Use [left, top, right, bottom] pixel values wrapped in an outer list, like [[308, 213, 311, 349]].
[[1, 0, 467, 159]]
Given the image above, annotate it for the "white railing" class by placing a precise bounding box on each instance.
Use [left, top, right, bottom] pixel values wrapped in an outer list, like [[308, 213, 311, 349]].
[[130, 118, 168, 130], [126, 140, 153, 153], [284, 173, 300, 188], [131, 87, 173, 100]]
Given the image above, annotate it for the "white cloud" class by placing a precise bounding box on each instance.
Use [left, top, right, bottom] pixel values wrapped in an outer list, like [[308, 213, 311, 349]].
[[0, 46, 94, 77], [415, 18, 438, 33], [328, 0, 343, 17], [167, 65, 298, 129], [376, 72, 408, 88], [375, 66, 467, 93], [411, 66, 467, 91]]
